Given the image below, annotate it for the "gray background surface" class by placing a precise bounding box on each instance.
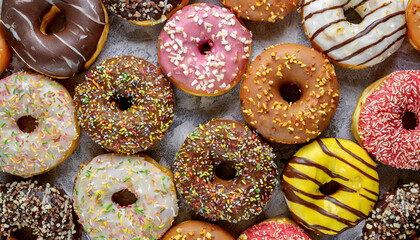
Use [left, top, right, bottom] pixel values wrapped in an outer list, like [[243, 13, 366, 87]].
[[1, 0, 420, 239]]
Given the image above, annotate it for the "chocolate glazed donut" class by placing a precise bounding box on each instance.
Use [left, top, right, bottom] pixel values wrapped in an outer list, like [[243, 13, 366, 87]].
[[1, 0, 108, 79]]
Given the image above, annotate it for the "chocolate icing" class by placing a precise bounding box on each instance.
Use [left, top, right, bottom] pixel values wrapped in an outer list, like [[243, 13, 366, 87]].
[[1, 0, 107, 78], [363, 183, 420, 240], [103, 0, 184, 23]]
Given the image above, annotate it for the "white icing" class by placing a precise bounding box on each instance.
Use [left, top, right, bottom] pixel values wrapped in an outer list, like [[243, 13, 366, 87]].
[[73, 154, 178, 239], [0, 72, 79, 177], [302, 0, 406, 68]]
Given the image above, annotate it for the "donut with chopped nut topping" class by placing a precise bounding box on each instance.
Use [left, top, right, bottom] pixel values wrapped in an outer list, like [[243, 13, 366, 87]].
[[240, 44, 339, 144], [174, 119, 278, 223], [0, 180, 82, 239], [158, 3, 252, 96], [103, 0, 188, 26], [363, 183, 420, 240], [74, 56, 174, 154]]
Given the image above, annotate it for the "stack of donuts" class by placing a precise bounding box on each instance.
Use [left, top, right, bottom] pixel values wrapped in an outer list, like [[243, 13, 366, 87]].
[[0, 0, 420, 239]]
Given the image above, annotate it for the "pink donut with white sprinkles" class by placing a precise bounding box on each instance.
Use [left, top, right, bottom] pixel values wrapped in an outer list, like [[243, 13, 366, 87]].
[[352, 70, 420, 170], [158, 3, 252, 96], [238, 217, 312, 240]]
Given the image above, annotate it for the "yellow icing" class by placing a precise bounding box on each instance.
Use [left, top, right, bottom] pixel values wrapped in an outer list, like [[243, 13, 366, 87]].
[[282, 138, 379, 235]]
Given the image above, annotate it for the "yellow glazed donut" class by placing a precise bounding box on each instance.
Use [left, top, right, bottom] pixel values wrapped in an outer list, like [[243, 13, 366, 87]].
[[0, 72, 80, 177], [73, 153, 178, 239], [281, 138, 379, 235]]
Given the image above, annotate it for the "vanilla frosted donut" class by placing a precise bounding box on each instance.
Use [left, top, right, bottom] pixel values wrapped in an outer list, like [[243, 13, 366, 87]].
[[301, 0, 406, 69], [73, 154, 178, 239], [0, 72, 80, 177], [158, 3, 252, 96]]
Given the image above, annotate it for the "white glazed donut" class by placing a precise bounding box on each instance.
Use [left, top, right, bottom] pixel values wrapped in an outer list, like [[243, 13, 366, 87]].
[[301, 0, 406, 69], [73, 153, 178, 240], [0, 72, 80, 177]]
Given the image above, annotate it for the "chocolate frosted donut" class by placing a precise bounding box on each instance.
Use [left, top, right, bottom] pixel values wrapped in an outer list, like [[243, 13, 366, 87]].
[[74, 56, 174, 154], [1, 0, 108, 78], [363, 183, 420, 239], [174, 119, 278, 223], [0, 180, 81, 239], [103, 0, 189, 26]]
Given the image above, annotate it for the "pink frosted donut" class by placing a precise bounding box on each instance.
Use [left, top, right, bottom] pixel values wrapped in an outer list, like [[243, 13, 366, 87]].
[[158, 3, 252, 96], [352, 70, 420, 170], [238, 217, 312, 240]]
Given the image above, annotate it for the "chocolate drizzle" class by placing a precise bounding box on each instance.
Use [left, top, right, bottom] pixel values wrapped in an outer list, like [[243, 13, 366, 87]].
[[281, 138, 379, 235], [323, 11, 405, 55], [334, 139, 377, 170], [1, 0, 107, 78], [316, 139, 378, 181], [283, 181, 367, 218], [283, 185, 357, 226], [353, 0, 369, 10], [310, 19, 346, 41], [355, 34, 405, 67], [304, 0, 351, 21], [288, 156, 350, 181], [335, 25, 406, 62]]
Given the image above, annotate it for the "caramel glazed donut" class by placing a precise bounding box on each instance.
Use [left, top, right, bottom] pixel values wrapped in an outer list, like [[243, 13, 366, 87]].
[[103, 0, 189, 26], [73, 154, 178, 239], [0, 180, 82, 240], [301, 0, 406, 69], [240, 44, 339, 144], [407, 0, 420, 50], [1, 0, 109, 79], [174, 119, 278, 223], [282, 138, 379, 235], [0, 72, 80, 177], [220, 0, 300, 22], [74, 56, 174, 154], [162, 220, 235, 240]]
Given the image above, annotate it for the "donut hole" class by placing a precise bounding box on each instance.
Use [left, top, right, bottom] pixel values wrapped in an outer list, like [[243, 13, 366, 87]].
[[112, 189, 138, 207], [344, 8, 362, 24], [12, 226, 38, 240], [215, 161, 237, 181], [40, 6, 67, 35], [17, 115, 38, 133], [319, 180, 340, 195], [198, 40, 213, 55], [280, 83, 301, 103], [402, 111, 418, 130], [114, 96, 134, 111]]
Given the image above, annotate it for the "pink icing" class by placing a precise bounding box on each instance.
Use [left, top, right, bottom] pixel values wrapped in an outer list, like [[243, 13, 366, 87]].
[[358, 70, 420, 170], [158, 3, 252, 96], [240, 221, 311, 240]]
